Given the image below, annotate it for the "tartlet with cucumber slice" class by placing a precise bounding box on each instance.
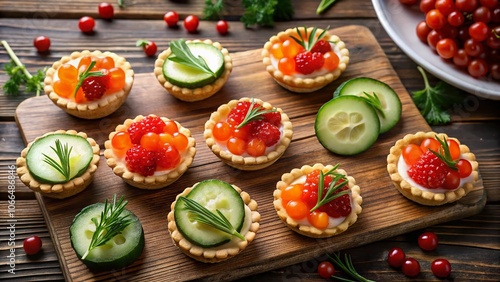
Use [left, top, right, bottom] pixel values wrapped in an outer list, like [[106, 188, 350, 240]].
[[44, 50, 134, 119], [104, 114, 196, 189], [262, 26, 349, 93], [16, 130, 100, 199], [154, 39, 232, 102], [167, 179, 260, 263], [204, 97, 293, 171], [273, 163, 362, 238]]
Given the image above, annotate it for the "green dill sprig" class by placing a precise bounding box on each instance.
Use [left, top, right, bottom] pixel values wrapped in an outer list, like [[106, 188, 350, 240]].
[[362, 92, 386, 118], [310, 164, 350, 213], [73, 61, 105, 97], [179, 196, 246, 241], [168, 39, 215, 77], [328, 252, 375, 282], [82, 195, 132, 260], [237, 98, 276, 128], [42, 139, 73, 181]]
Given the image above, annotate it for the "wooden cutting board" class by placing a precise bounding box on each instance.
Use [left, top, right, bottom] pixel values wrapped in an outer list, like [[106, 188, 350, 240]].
[[15, 25, 486, 281]]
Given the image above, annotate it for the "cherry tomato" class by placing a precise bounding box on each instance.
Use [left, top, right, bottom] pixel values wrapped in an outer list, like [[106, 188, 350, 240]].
[[426, 9, 446, 30], [33, 36, 51, 52], [23, 235, 42, 255], [399, 0, 419, 5], [136, 40, 157, 57], [184, 15, 199, 33], [457, 159, 473, 177], [317, 261, 335, 279], [456, 0, 479, 12], [216, 20, 229, 35], [469, 21, 489, 42], [420, 138, 441, 153], [98, 2, 114, 20], [448, 10, 465, 27], [78, 16, 95, 33], [387, 247, 406, 268], [443, 169, 461, 190], [453, 49, 471, 68], [420, 0, 437, 13], [436, 38, 458, 59], [285, 200, 309, 220], [164, 11, 179, 28], [402, 144, 423, 166], [416, 20, 432, 43], [468, 58, 489, 78], [401, 258, 420, 277], [431, 258, 452, 278], [140, 132, 161, 151], [418, 231, 439, 251], [447, 139, 461, 160], [435, 0, 455, 16]]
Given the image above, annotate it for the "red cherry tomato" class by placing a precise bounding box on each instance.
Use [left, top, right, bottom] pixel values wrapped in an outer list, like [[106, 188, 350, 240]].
[[184, 15, 199, 33], [78, 16, 95, 33], [431, 258, 452, 278], [457, 159, 473, 177], [317, 261, 335, 278], [216, 20, 229, 35], [402, 258, 421, 277], [399, 0, 419, 5], [387, 247, 406, 268], [443, 169, 461, 190], [136, 40, 157, 57], [164, 11, 179, 28], [98, 2, 114, 20], [33, 36, 51, 52], [23, 235, 42, 255], [418, 231, 439, 251]]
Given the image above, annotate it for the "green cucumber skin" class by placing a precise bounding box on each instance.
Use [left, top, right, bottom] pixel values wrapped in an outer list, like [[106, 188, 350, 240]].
[[26, 134, 93, 184], [315, 96, 380, 156], [333, 77, 402, 134], [70, 203, 144, 271]]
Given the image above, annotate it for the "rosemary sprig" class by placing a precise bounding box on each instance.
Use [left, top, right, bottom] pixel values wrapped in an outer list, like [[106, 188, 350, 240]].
[[317, 0, 339, 14], [42, 139, 72, 181], [237, 98, 276, 128], [179, 196, 246, 241], [290, 26, 329, 51], [310, 164, 350, 213], [328, 252, 375, 282], [73, 61, 105, 97], [430, 135, 458, 170], [82, 195, 133, 260], [362, 92, 386, 119], [168, 39, 216, 77]]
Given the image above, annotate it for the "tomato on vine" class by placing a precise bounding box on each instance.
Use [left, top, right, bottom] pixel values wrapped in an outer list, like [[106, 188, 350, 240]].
[[33, 36, 51, 52]]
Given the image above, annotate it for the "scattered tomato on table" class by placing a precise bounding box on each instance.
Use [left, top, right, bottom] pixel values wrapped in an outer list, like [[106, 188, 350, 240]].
[[136, 40, 157, 57], [23, 235, 42, 255], [184, 15, 199, 33], [431, 258, 452, 278], [98, 2, 114, 20], [216, 20, 229, 35], [33, 36, 50, 52], [401, 257, 421, 277], [78, 16, 95, 33], [418, 231, 439, 251], [164, 11, 179, 28]]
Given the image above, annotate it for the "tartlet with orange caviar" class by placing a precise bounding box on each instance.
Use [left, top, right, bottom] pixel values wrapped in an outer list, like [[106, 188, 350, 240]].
[[44, 50, 134, 119], [154, 39, 232, 102], [387, 131, 479, 206], [262, 26, 349, 93], [104, 114, 196, 189], [204, 97, 293, 171], [16, 130, 100, 199], [273, 163, 362, 238]]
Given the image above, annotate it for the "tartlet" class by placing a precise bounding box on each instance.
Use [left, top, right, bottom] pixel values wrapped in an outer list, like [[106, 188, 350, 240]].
[[154, 39, 233, 102], [16, 130, 100, 199], [104, 114, 196, 189], [262, 26, 349, 93], [387, 131, 479, 206], [204, 97, 293, 171], [44, 50, 134, 119], [167, 181, 260, 263], [273, 163, 362, 238]]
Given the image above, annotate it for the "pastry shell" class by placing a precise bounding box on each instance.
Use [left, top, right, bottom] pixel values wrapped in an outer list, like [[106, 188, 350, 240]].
[[154, 39, 233, 102], [387, 131, 479, 206], [262, 27, 349, 93], [44, 50, 134, 119], [104, 115, 196, 189], [273, 163, 362, 238], [16, 130, 100, 199], [204, 97, 293, 171], [167, 183, 260, 263]]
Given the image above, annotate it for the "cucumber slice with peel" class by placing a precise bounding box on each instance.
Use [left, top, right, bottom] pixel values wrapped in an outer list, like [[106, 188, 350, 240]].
[[174, 179, 245, 248], [26, 133, 93, 184], [163, 42, 225, 89], [70, 202, 144, 270], [315, 96, 380, 155], [333, 77, 402, 133]]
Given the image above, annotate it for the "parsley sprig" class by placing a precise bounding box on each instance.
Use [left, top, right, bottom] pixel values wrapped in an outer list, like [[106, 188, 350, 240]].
[[237, 98, 276, 128], [168, 39, 215, 77], [310, 164, 350, 213], [42, 139, 73, 181], [1, 40, 45, 96], [179, 196, 246, 241], [327, 252, 375, 282], [82, 195, 133, 260]]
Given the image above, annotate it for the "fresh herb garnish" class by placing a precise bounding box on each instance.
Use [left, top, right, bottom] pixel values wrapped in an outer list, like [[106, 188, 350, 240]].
[[362, 92, 386, 118], [179, 196, 246, 241], [291, 26, 329, 52], [203, 0, 224, 20], [327, 252, 375, 282], [237, 98, 276, 128], [317, 0, 339, 14], [412, 66, 467, 125], [1, 40, 46, 96], [73, 61, 105, 97], [430, 135, 458, 170], [82, 195, 132, 260], [168, 39, 216, 77], [42, 139, 73, 181], [310, 164, 350, 213]]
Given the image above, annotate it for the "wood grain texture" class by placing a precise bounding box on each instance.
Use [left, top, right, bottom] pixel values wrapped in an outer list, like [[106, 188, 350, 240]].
[[12, 25, 488, 281]]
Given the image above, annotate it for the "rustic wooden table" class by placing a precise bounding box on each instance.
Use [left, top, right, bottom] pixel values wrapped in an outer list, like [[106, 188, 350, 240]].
[[1, 0, 499, 281]]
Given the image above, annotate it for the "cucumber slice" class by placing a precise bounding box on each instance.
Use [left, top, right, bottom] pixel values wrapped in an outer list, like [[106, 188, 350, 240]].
[[70, 202, 144, 270], [315, 96, 380, 155], [163, 42, 225, 89], [333, 77, 402, 133], [174, 179, 245, 248], [26, 133, 93, 184]]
